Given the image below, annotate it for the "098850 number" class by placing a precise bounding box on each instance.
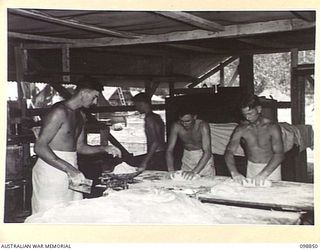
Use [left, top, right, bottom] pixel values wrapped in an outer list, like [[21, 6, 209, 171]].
[[300, 244, 318, 248]]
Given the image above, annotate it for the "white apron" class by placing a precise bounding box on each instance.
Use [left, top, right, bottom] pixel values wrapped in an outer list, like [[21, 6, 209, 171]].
[[246, 160, 281, 181], [31, 150, 83, 214], [181, 149, 216, 176]]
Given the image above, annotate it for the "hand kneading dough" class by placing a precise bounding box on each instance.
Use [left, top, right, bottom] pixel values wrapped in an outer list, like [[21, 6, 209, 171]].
[[112, 162, 137, 174], [170, 170, 200, 181], [242, 178, 272, 187]]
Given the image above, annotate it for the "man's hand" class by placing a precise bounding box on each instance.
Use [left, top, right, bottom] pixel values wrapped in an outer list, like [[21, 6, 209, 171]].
[[253, 174, 268, 187], [231, 172, 246, 184], [181, 171, 199, 180], [67, 168, 85, 186], [104, 145, 122, 158]]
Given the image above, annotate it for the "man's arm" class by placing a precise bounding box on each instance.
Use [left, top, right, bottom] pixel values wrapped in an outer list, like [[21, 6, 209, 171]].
[[139, 116, 162, 169], [34, 108, 84, 182], [166, 123, 179, 172], [254, 124, 284, 183], [192, 121, 212, 174], [224, 125, 246, 183], [76, 128, 121, 157]]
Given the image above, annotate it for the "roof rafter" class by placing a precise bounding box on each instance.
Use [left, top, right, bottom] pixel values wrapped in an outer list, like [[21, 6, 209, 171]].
[[9, 8, 140, 39], [154, 11, 225, 31], [165, 44, 229, 54], [21, 18, 314, 50], [9, 31, 75, 44], [238, 37, 291, 49]]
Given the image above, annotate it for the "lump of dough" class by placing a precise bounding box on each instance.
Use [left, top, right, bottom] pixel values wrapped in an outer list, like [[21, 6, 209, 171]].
[[112, 162, 137, 174], [170, 170, 200, 181]]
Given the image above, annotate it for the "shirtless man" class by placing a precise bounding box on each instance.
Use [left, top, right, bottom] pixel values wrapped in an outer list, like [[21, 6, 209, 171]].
[[131, 93, 166, 171], [225, 94, 284, 186], [166, 106, 215, 180], [32, 77, 121, 214]]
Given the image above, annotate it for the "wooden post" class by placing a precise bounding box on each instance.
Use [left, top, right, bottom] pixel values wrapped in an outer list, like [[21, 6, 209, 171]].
[[219, 63, 224, 86], [290, 49, 308, 182], [239, 55, 254, 96], [145, 79, 152, 96], [62, 47, 70, 82], [169, 82, 175, 97], [291, 49, 305, 125], [13, 46, 31, 182]]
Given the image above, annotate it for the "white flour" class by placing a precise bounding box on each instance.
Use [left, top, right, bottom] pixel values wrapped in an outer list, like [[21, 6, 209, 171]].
[[25, 188, 220, 224], [112, 162, 137, 174]]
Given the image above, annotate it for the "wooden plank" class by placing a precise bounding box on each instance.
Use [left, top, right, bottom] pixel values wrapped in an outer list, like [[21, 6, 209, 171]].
[[173, 88, 216, 95], [26, 104, 166, 117], [9, 9, 140, 39], [9, 32, 75, 44], [24, 71, 195, 83], [154, 11, 225, 31], [166, 44, 228, 54], [21, 18, 315, 49], [238, 37, 290, 49], [198, 178, 313, 212]]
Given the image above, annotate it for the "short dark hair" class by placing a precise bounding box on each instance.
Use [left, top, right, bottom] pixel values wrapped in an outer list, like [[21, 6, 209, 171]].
[[75, 76, 103, 92], [177, 104, 197, 118], [240, 94, 261, 109], [131, 92, 151, 104]]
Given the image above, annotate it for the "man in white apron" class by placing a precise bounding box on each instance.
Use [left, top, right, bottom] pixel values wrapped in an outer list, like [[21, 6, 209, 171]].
[[31, 77, 121, 214], [225, 94, 284, 186], [166, 106, 215, 180]]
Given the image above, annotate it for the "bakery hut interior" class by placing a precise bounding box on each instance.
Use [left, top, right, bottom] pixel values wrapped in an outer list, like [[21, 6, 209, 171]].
[[5, 9, 315, 224]]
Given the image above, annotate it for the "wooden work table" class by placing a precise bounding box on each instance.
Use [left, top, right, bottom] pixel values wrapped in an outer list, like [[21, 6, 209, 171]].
[[128, 170, 314, 224]]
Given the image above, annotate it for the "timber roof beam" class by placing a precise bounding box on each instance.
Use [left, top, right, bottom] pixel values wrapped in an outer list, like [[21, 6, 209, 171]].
[[19, 18, 315, 50], [154, 11, 225, 31]]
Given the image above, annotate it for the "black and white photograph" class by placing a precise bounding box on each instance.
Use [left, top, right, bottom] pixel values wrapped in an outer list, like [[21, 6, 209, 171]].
[[2, 5, 317, 241]]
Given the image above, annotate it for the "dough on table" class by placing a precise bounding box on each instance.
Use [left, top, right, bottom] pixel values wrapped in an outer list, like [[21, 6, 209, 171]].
[[112, 162, 137, 174], [170, 170, 200, 181]]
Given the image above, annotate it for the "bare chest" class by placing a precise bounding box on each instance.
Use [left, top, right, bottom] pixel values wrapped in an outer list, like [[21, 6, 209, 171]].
[[242, 126, 272, 147], [60, 111, 84, 138], [179, 128, 202, 144]]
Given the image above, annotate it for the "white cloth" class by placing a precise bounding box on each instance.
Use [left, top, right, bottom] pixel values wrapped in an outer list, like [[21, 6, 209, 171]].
[[181, 149, 215, 176], [31, 150, 83, 214], [209, 123, 245, 156], [246, 160, 281, 181], [210, 122, 314, 156]]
